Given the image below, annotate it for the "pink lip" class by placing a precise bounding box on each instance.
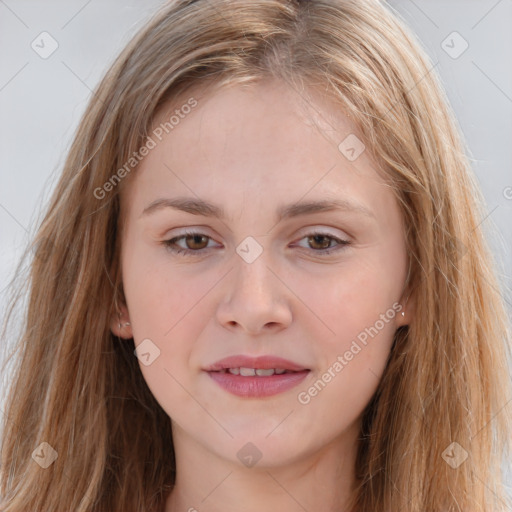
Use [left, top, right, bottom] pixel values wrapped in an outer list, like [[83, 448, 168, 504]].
[[203, 355, 310, 398], [204, 355, 309, 372]]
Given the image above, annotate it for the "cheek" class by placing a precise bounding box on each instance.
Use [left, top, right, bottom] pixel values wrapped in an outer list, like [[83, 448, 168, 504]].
[[124, 266, 206, 424], [123, 243, 211, 340], [292, 257, 398, 341], [121, 250, 207, 400], [294, 293, 398, 436], [291, 256, 399, 398]]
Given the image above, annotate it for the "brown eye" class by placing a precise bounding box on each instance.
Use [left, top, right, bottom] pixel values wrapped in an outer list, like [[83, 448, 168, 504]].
[[183, 233, 209, 250], [307, 234, 334, 250], [295, 231, 351, 255], [162, 231, 217, 255]]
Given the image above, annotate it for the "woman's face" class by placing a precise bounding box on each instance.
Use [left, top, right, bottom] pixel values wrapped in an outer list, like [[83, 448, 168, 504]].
[[113, 79, 410, 468]]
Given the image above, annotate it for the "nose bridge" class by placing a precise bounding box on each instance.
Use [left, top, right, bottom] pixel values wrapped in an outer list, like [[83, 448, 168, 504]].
[[217, 239, 292, 333], [232, 238, 276, 298]]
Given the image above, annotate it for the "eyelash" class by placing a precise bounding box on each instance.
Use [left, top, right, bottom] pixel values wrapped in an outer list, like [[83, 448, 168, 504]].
[[162, 230, 351, 256]]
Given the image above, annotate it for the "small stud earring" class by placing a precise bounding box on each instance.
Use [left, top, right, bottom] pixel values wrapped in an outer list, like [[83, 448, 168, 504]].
[[118, 321, 131, 328], [401, 311, 405, 317]]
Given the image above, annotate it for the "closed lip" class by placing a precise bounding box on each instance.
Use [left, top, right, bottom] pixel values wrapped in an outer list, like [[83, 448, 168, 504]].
[[204, 355, 309, 372]]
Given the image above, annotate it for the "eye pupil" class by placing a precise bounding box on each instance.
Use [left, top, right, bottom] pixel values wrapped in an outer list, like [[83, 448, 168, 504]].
[[309, 235, 331, 250], [187, 234, 208, 249]]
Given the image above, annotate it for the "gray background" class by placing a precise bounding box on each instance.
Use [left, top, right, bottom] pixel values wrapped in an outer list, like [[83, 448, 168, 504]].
[[1, 0, 511, 489]]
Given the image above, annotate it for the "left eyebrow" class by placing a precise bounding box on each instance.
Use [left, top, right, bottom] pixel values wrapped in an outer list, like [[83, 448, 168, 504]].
[[140, 196, 376, 222]]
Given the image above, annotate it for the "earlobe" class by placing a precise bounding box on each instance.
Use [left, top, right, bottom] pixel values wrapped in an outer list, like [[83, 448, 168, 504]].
[[397, 293, 414, 327], [397, 308, 407, 327], [110, 305, 133, 339]]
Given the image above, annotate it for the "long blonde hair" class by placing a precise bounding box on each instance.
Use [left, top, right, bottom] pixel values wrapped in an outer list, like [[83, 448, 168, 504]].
[[1, 0, 511, 510]]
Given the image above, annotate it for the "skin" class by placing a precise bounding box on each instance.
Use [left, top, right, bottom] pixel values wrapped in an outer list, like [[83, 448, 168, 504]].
[[110, 78, 413, 512]]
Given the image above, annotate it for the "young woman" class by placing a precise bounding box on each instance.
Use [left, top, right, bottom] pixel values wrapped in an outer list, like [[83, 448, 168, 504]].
[[1, 0, 511, 511]]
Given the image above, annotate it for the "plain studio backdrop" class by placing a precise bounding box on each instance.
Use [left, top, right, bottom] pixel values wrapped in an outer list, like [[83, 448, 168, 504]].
[[0, 0, 511, 492]]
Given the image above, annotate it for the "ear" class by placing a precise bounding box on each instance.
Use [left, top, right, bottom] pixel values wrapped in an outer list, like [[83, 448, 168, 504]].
[[110, 300, 133, 339], [396, 291, 415, 328]]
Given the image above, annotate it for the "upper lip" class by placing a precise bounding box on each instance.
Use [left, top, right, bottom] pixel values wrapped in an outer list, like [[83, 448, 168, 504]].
[[204, 355, 309, 372]]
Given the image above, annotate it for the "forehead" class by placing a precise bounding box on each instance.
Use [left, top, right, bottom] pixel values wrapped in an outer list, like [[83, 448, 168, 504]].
[[151, 78, 366, 159], [122, 79, 393, 224]]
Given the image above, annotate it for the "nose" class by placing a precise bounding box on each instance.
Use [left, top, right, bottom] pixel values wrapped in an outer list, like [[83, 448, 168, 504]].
[[216, 251, 293, 335]]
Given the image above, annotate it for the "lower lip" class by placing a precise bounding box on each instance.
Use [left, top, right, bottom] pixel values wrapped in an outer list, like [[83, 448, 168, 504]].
[[206, 370, 310, 398]]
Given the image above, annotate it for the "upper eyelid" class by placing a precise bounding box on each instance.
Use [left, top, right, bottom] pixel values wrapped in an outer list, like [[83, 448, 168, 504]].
[[165, 225, 350, 240]]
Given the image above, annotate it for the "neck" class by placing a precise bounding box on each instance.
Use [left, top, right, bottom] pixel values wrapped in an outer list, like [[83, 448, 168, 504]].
[[165, 421, 360, 512]]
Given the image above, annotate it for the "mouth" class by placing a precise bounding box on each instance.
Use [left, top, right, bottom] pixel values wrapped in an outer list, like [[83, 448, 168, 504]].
[[214, 367, 301, 376], [204, 355, 311, 398]]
